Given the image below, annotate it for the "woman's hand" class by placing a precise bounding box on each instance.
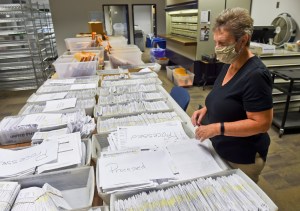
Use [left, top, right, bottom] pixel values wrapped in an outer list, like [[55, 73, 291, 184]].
[[195, 123, 220, 142], [191, 107, 207, 126]]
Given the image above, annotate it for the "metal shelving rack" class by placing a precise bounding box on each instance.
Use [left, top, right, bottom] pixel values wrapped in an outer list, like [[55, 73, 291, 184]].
[[37, 3, 57, 61], [269, 67, 300, 137], [0, 0, 54, 91]]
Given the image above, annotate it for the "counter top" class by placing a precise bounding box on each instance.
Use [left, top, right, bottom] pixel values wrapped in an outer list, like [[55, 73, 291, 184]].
[[158, 34, 197, 46]]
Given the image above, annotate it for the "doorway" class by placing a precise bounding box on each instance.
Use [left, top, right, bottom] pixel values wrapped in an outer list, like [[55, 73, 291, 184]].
[[103, 5, 130, 43], [132, 4, 157, 51]]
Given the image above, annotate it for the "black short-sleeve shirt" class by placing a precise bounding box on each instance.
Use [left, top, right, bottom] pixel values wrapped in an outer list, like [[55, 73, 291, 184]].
[[205, 56, 273, 164]]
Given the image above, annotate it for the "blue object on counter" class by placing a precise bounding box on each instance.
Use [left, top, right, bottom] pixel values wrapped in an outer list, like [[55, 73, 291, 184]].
[[152, 37, 166, 49]]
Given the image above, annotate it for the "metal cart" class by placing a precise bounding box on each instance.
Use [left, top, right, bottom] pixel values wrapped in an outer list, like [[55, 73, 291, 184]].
[[269, 67, 300, 137]]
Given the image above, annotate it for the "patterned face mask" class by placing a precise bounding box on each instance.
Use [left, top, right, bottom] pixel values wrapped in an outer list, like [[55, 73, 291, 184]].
[[215, 42, 242, 64]]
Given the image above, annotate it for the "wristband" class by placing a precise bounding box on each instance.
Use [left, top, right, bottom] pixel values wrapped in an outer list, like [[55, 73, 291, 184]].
[[220, 122, 225, 135]]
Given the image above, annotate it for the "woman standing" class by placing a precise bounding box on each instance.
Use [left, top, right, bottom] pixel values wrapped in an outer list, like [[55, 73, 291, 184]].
[[191, 8, 273, 182]]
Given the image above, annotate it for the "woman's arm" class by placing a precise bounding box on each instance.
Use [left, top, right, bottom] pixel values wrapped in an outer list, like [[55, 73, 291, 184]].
[[195, 108, 273, 141], [223, 108, 273, 137]]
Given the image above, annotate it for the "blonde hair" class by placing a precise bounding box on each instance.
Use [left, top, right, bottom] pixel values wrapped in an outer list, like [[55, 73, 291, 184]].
[[213, 7, 253, 46]]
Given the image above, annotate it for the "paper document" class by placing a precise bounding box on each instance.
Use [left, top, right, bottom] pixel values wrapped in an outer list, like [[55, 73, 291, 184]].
[[0, 140, 59, 178], [31, 128, 70, 144], [166, 139, 222, 180], [43, 98, 77, 112], [30, 92, 68, 102], [109, 121, 189, 150], [98, 149, 176, 192], [70, 83, 97, 90], [17, 113, 62, 127], [49, 78, 76, 84], [37, 132, 82, 174]]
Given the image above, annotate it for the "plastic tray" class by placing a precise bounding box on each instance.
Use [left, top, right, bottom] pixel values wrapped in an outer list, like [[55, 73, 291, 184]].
[[27, 90, 97, 103], [109, 169, 278, 211], [36, 83, 98, 94], [100, 78, 162, 88], [166, 65, 182, 82], [65, 37, 92, 51], [173, 70, 195, 87], [4, 166, 95, 210], [53, 55, 97, 78], [97, 84, 159, 97], [97, 91, 166, 106], [18, 98, 96, 117], [43, 75, 99, 86], [63, 49, 104, 67], [108, 51, 144, 69], [93, 100, 174, 119]]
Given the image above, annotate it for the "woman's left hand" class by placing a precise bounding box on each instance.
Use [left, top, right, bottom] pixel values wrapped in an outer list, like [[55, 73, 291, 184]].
[[195, 123, 220, 142]]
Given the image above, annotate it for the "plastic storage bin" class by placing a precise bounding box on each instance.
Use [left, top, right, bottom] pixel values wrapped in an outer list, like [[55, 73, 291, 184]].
[[166, 65, 182, 82], [63, 49, 104, 67], [109, 169, 278, 211], [173, 70, 195, 87], [65, 37, 92, 51], [109, 50, 143, 69], [150, 48, 165, 58], [6, 166, 94, 210], [53, 56, 97, 78], [152, 37, 166, 49]]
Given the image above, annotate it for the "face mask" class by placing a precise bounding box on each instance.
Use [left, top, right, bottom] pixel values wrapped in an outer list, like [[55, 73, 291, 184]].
[[215, 42, 241, 64]]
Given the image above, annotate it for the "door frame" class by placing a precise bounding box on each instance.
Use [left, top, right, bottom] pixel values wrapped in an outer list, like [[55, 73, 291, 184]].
[[132, 4, 157, 45], [102, 4, 130, 44]]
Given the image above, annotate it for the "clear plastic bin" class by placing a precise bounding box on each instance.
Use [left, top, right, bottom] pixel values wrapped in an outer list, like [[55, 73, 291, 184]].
[[65, 37, 92, 51], [6, 166, 94, 210], [53, 56, 97, 78], [63, 49, 104, 67], [108, 51, 144, 69], [173, 70, 195, 87], [166, 65, 182, 82], [106, 36, 128, 47]]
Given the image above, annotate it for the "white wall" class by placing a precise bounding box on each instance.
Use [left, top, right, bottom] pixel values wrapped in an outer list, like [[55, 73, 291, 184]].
[[49, 0, 166, 55], [251, 0, 300, 40], [133, 6, 153, 35]]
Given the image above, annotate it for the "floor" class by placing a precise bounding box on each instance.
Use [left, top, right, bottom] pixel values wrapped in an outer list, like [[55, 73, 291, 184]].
[[1, 59, 300, 211]]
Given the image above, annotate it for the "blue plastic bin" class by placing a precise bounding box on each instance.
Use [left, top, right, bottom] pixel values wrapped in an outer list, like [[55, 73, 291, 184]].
[[152, 38, 166, 49], [146, 37, 152, 48], [150, 48, 165, 58]]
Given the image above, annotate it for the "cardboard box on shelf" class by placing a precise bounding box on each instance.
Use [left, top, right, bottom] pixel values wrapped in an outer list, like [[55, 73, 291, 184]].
[[88, 21, 104, 34]]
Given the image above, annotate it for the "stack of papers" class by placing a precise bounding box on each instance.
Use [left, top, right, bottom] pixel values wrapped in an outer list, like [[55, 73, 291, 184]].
[[31, 127, 70, 144], [98, 112, 182, 133], [98, 149, 177, 193], [11, 183, 71, 211], [107, 121, 189, 151], [0, 141, 58, 178], [0, 109, 89, 145], [0, 182, 20, 211], [165, 140, 222, 180], [37, 132, 83, 174], [99, 84, 157, 96], [114, 174, 270, 211], [95, 100, 170, 117]]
